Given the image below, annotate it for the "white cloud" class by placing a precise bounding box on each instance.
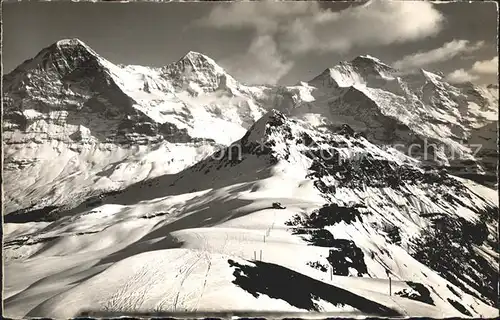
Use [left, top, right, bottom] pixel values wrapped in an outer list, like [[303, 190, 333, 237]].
[[393, 40, 484, 70], [471, 56, 498, 74], [276, 0, 444, 55], [219, 35, 293, 85], [197, 1, 315, 34], [200, 0, 444, 54], [197, 0, 444, 84], [445, 69, 479, 84]]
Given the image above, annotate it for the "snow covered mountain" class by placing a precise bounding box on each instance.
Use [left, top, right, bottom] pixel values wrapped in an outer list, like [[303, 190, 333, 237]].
[[3, 39, 498, 318], [277, 55, 498, 177], [3, 39, 273, 218]]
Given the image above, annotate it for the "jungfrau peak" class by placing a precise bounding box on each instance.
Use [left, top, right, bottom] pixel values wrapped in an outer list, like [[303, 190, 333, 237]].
[[2, 39, 498, 318], [283, 55, 498, 176]]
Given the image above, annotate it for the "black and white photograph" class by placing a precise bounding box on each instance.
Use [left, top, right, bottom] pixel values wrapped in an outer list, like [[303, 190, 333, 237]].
[[1, 0, 499, 318]]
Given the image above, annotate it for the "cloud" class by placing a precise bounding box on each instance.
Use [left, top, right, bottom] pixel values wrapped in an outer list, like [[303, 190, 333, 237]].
[[471, 56, 498, 74], [445, 69, 479, 83], [219, 35, 293, 85], [393, 40, 484, 70], [200, 0, 443, 54], [445, 56, 498, 84], [196, 0, 444, 84], [277, 0, 444, 55]]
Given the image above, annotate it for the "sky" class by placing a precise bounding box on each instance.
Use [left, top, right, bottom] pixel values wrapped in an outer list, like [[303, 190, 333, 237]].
[[2, 0, 498, 86]]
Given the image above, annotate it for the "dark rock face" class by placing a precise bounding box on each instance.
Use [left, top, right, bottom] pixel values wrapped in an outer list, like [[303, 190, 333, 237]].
[[336, 124, 356, 137], [3, 111, 28, 131], [4, 206, 60, 223], [158, 122, 192, 143], [383, 224, 402, 245], [307, 150, 464, 189], [3, 39, 215, 147], [239, 110, 292, 161], [447, 299, 473, 317], [2, 39, 159, 145], [162, 51, 223, 92], [5, 39, 123, 99], [266, 110, 287, 128], [287, 203, 370, 229], [326, 239, 368, 277], [307, 261, 329, 272], [395, 281, 434, 305], [286, 203, 370, 277]]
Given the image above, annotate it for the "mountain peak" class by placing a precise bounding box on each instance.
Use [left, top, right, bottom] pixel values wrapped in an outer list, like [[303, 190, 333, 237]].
[[167, 50, 227, 77], [241, 109, 289, 147], [350, 55, 394, 71], [183, 50, 209, 59], [47, 38, 99, 59], [309, 54, 395, 87], [3, 38, 108, 92], [352, 54, 383, 63], [163, 50, 233, 93], [420, 68, 443, 80], [55, 38, 89, 49]]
